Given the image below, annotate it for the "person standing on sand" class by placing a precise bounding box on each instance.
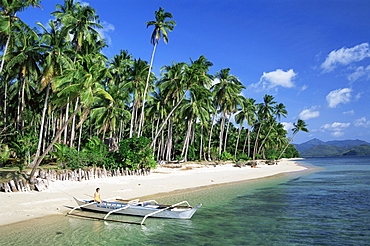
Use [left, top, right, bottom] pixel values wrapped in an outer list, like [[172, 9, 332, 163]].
[[94, 188, 102, 204]]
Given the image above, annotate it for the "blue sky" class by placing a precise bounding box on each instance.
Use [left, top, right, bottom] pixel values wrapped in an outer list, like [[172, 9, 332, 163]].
[[19, 0, 370, 144]]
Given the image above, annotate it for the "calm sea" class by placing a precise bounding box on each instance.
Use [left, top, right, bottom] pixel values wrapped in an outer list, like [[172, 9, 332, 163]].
[[2, 156, 370, 245]]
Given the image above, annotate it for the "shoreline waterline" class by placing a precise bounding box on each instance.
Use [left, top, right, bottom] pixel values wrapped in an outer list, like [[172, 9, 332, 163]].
[[0, 159, 310, 227]]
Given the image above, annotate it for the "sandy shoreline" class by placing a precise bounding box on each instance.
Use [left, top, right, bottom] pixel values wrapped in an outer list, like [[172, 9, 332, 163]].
[[0, 159, 307, 226]]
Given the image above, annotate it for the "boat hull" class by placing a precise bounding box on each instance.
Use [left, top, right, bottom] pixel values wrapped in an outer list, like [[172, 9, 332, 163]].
[[73, 197, 201, 219]]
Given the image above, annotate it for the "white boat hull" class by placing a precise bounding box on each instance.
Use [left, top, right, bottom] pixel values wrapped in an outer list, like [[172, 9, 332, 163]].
[[73, 197, 202, 219]]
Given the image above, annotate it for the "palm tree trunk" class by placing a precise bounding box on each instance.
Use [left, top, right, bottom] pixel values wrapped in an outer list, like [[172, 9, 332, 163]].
[[207, 113, 217, 161], [63, 99, 70, 144], [200, 125, 204, 161], [69, 97, 79, 148], [0, 33, 11, 75], [29, 103, 84, 184], [257, 123, 274, 156], [218, 113, 226, 156], [20, 76, 27, 134], [129, 102, 136, 138], [138, 43, 157, 137], [253, 123, 262, 160], [278, 133, 297, 159], [235, 125, 242, 158], [150, 91, 187, 148], [223, 114, 231, 153], [30, 84, 50, 167]]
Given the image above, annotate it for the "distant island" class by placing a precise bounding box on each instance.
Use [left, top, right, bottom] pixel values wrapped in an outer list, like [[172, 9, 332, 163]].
[[294, 139, 370, 157]]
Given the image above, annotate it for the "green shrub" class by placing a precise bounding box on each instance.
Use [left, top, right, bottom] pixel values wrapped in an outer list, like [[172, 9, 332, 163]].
[[236, 153, 251, 161], [220, 151, 233, 161], [118, 136, 156, 170]]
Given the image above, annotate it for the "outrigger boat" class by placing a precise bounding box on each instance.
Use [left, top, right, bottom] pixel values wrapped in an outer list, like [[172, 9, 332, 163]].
[[67, 197, 202, 225]]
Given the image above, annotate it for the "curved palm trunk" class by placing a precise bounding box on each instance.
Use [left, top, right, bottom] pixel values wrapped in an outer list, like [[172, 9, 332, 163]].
[[235, 125, 242, 158], [207, 113, 217, 161], [29, 84, 50, 167], [257, 123, 274, 156], [0, 33, 11, 75], [253, 123, 262, 160], [278, 133, 297, 159], [150, 90, 187, 148], [223, 114, 231, 154], [138, 43, 157, 137], [29, 103, 84, 184], [218, 113, 226, 156]]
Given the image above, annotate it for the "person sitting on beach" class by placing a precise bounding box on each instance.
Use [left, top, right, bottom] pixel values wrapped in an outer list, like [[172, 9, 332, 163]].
[[94, 188, 102, 204]]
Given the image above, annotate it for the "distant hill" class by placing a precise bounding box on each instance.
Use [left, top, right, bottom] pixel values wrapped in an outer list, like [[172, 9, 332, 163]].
[[294, 139, 370, 157]]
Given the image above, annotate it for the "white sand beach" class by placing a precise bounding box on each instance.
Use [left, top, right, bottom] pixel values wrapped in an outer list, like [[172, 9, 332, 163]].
[[0, 159, 306, 226]]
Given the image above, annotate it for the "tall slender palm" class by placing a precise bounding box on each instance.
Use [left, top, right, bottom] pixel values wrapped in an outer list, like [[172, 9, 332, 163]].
[[29, 52, 113, 183], [278, 119, 309, 159], [6, 26, 42, 134], [0, 0, 41, 75], [208, 68, 244, 158], [257, 102, 287, 155], [30, 20, 74, 167], [124, 59, 151, 137], [253, 94, 276, 159], [138, 7, 176, 137], [0, 1, 40, 126], [234, 97, 256, 158], [52, 0, 103, 146]]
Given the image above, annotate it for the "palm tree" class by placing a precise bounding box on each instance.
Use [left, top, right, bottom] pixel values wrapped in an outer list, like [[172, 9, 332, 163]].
[[278, 119, 309, 159], [0, 1, 40, 126], [138, 7, 176, 137], [257, 102, 287, 155], [253, 94, 276, 159], [5, 26, 42, 134], [29, 52, 113, 184], [51, 0, 103, 146], [234, 97, 256, 158], [208, 68, 244, 158], [0, 0, 41, 75], [29, 20, 74, 167]]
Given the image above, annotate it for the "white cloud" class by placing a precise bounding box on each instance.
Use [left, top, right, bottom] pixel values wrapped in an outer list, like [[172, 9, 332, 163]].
[[347, 65, 370, 82], [321, 43, 370, 72], [98, 21, 115, 45], [332, 131, 345, 137], [321, 122, 350, 131], [299, 107, 320, 120], [343, 110, 355, 115], [321, 122, 350, 137], [354, 117, 370, 127], [252, 69, 297, 90], [282, 122, 294, 132], [326, 88, 352, 108]]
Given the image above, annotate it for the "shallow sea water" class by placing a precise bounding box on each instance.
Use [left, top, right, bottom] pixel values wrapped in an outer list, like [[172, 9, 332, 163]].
[[2, 156, 370, 245]]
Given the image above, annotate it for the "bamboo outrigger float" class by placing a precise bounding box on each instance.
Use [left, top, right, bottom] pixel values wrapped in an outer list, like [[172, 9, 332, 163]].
[[67, 197, 202, 225]]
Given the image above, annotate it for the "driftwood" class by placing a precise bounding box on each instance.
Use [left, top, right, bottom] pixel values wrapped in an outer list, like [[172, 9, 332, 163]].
[[0, 166, 152, 193]]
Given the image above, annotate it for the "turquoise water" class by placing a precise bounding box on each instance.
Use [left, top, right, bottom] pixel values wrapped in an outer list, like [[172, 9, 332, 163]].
[[2, 156, 370, 245]]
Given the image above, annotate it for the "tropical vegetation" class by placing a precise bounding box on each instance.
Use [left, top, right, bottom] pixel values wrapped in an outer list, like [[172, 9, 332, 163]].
[[0, 0, 308, 183]]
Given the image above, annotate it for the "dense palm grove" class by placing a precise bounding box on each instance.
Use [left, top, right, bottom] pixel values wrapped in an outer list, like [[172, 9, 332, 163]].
[[0, 0, 308, 179]]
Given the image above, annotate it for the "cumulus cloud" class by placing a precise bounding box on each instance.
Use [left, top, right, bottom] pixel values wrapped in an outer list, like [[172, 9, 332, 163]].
[[354, 117, 370, 127], [282, 122, 294, 132], [299, 107, 320, 120], [321, 43, 370, 72], [347, 65, 370, 82], [326, 88, 352, 108], [321, 122, 350, 137], [252, 69, 297, 90]]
